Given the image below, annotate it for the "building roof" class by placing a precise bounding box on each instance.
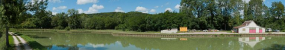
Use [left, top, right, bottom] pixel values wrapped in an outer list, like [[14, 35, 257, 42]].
[[233, 20, 253, 28]]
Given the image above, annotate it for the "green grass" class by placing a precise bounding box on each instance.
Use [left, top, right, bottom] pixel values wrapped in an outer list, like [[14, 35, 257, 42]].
[[20, 35, 46, 50], [7, 35, 15, 50], [0, 34, 6, 50], [14, 29, 161, 34]]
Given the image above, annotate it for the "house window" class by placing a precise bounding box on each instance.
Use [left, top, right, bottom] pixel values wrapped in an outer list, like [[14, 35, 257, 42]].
[[243, 28, 245, 31]]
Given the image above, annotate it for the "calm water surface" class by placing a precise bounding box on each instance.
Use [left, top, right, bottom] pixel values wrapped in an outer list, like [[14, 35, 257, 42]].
[[20, 32, 285, 50]]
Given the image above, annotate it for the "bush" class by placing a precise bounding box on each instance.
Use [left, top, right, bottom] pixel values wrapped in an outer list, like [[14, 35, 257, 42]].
[[65, 27, 71, 31], [282, 30, 285, 32], [54, 26, 64, 29]]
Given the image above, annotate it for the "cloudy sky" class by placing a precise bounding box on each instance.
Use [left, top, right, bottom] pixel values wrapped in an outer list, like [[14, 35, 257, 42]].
[[47, 0, 285, 15]]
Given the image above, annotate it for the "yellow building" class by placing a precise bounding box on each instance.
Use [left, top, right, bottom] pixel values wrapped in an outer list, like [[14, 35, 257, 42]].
[[179, 27, 187, 32]]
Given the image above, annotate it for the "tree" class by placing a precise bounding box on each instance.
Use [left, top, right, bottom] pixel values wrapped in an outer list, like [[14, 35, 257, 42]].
[[52, 12, 68, 29], [67, 9, 80, 29], [269, 1, 285, 30], [0, 0, 28, 47]]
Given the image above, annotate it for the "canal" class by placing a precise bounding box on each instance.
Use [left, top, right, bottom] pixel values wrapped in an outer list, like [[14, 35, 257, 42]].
[[20, 32, 285, 50]]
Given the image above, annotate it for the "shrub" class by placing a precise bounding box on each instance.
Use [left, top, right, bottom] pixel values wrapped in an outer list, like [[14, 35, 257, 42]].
[[65, 27, 71, 31]]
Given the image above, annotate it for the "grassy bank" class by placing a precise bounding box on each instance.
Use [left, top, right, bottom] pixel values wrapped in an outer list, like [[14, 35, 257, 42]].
[[7, 35, 15, 50], [11, 29, 160, 34], [0, 34, 6, 50], [19, 34, 47, 50], [0, 33, 16, 50]]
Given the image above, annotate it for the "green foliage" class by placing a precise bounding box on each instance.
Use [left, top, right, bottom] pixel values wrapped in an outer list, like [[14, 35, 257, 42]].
[[67, 9, 81, 29], [65, 27, 71, 31], [51, 13, 68, 29], [20, 18, 37, 28], [1, 0, 285, 32]]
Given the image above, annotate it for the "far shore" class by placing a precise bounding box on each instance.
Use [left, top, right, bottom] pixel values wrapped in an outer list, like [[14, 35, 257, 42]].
[[10, 29, 285, 34]]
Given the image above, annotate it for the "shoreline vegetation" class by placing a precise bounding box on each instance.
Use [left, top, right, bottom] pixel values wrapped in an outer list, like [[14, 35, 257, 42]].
[[11, 29, 284, 37], [2, 0, 285, 32]]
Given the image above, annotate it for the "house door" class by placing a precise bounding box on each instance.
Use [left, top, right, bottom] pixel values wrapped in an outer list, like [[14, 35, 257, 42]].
[[259, 28, 262, 33], [249, 27, 256, 33]]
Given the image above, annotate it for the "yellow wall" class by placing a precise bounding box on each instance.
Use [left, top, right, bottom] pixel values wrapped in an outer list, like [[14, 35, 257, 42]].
[[180, 27, 187, 32]]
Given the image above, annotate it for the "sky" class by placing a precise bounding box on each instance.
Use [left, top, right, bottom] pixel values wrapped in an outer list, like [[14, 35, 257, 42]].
[[47, 0, 285, 15]]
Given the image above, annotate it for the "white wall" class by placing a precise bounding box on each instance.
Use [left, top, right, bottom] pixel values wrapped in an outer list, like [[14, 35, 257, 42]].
[[238, 28, 249, 33], [238, 21, 265, 33], [238, 27, 265, 33]]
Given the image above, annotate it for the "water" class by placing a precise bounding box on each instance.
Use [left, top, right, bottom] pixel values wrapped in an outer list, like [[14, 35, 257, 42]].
[[20, 32, 285, 50]]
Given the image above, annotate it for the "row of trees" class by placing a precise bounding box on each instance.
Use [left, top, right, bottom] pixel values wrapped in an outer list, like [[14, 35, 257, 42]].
[[180, 0, 285, 31], [1, 0, 285, 32]]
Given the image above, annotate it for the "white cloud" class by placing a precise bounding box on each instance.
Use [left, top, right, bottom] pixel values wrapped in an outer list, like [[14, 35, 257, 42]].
[[52, 12, 57, 15], [78, 4, 104, 14], [165, 2, 170, 5], [135, 6, 148, 13], [53, 6, 67, 11], [165, 8, 173, 12], [49, 0, 62, 3], [155, 6, 159, 8], [175, 4, 181, 9], [31, 0, 45, 4], [78, 9, 84, 13], [242, 0, 250, 3], [115, 7, 124, 12], [77, 0, 98, 5], [243, 0, 264, 3], [150, 9, 156, 13]]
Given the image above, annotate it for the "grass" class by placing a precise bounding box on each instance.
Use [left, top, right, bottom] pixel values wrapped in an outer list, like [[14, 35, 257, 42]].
[[20, 35, 46, 50], [7, 35, 15, 50], [14, 29, 161, 34], [0, 34, 6, 50]]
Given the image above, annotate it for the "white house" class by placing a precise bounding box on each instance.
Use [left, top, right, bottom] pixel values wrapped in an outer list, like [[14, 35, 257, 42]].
[[233, 20, 265, 33], [238, 37, 266, 48]]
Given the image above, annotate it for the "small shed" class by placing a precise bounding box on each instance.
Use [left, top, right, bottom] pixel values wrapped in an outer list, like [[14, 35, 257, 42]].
[[233, 20, 265, 33], [179, 27, 188, 32]]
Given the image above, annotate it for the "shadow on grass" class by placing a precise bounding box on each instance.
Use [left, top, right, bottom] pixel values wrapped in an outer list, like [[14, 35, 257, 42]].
[[261, 44, 285, 50], [26, 35, 48, 38], [28, 41, 46, 50]]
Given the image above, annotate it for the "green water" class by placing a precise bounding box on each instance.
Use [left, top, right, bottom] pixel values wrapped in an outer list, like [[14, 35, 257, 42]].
[[20, 32, 285, 50]]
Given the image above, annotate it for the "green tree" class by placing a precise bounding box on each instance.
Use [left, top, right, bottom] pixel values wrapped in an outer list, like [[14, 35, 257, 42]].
[[67, 9, 80, 29], [0, 0, 28, 47], [52, 12, 68, 29]]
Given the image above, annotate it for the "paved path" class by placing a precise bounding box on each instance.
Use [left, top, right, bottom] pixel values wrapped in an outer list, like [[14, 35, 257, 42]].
[[175, 32, 285, 34], [9, 32, 32, 50]]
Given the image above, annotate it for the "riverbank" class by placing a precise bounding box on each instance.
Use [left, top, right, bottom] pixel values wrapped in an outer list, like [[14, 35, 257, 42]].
[[11, 29, 285, 38], [11, 29, 160, 34]]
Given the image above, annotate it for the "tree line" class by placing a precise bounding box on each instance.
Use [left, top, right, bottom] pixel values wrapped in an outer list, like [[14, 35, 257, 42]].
[[1, 0, 285, 32]]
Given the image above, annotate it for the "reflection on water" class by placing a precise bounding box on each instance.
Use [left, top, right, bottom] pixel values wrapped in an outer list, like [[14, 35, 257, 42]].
[[238, 37, 266, 48], [20, 32, 285, 50]]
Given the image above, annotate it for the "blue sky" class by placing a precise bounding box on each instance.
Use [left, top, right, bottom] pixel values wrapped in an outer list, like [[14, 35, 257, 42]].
[[47, 0, 285, 15]]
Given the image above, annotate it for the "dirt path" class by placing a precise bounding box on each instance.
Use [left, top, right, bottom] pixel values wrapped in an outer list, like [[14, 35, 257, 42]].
[[10, 34, 21, 50], [9, 32, 32, 50]]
